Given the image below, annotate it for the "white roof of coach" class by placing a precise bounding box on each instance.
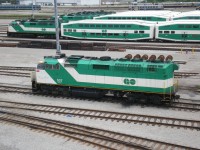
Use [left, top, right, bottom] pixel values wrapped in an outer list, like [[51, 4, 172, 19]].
[[173, 11, 200, 18], [94, 11, 180, 19], [63, 19, 156, 26], [156, 20, 200, 26]]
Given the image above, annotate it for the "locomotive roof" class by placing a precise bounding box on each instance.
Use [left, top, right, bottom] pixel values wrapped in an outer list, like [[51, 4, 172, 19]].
[[43, 55, 178, 69], [173, 10, 200, 18], [94, 11, 180, 19]]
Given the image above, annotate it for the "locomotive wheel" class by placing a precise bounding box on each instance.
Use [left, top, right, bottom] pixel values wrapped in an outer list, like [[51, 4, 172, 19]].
[[150, 95, 162, 105], [114, 92, 124, 98]]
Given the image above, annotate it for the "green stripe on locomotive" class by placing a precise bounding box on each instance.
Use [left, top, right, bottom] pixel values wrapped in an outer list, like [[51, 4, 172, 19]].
[[62, 22, 152, 40], [43, 57, 178, 95], [157, 23, 200, 41]]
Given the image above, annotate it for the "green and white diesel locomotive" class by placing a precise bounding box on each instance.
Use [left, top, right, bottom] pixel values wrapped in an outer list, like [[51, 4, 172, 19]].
[[31, 54, 179, 104]]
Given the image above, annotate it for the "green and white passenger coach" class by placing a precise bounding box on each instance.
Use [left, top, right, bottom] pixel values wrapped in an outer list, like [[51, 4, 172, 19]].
[[94, 11, 180, 22], [61, 20, 154, 41], [156, 20, 200, 42], [31, 54, 180, 104]]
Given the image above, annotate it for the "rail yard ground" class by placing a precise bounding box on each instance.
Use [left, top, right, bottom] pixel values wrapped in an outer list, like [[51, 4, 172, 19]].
[[0, 46, 199, 150], [0, 6, 200, 149]]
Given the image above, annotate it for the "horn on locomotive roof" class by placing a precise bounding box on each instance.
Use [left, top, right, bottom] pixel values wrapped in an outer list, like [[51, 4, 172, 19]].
[[148, 55, 156, 61], [133, 54, 141, 59], [158, 55, 165, 62], [141, 54, 148, 60], [125, 54, 132, 60], [165, 55, 173, 62]]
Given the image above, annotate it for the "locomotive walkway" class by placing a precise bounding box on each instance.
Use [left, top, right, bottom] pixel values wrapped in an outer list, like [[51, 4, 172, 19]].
[[0, 111, 197, 150]]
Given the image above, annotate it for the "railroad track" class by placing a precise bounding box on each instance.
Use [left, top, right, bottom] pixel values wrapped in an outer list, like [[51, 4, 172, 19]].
[[172, 101, 200, 111], [0, 100, 200, 131], [0, 111, 197, 150], [1, 36, 200, 52], [0, 70, 30, 77], [174, 72, 199, 78], [0, 84, 200, 112], [0, 66, 35, 71], [0, 84, 31, 93]]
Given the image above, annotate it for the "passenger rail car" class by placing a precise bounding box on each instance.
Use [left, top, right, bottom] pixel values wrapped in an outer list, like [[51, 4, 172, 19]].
[[61, 20, 154, 41], [60, 10, 115, 23], [129, 4, 164, 11], [31, 54, 179, 104], [0, 5, 41, 10], [94, 11, 180, 22], [156, 20, 200, 42], [172, 11, 200, 20]]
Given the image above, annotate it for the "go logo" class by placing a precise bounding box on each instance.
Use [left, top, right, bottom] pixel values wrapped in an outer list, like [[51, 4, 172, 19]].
[[124, 78, 136, 85]]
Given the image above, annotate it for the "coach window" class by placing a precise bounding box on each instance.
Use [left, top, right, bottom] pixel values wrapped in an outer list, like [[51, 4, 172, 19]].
[[134, 31, 138, 34], [186, 25, 191, 28], [73, 29, 76, 32], [132, 17, 136, 20], [114, 33, 119, 36], [102, 33, 107, 36], [108, 33, 113, 36], [96, 24, 101, 28], [178, 25, 184, 28], [90, 33, 95, 36], [85, 24, 89, 28], [159, 31, 163, 34], [139, 31, 144, 33], [90, 24, 95, 28], [108, 17, 112, 19], [79, 24, 83, 27], [120, 25, 125, 28], [102, 24, 107, 28], [171, 31, 175, 34], [108, 25, 113, 28], [193, 25, 199, 28], [127, 17, 131, 20], [147, 17, 151, 20], [96, 33, 101, 36], [64, 29, 67, 32], [68, 29, 72, 32], [30, 23, 36, 26], [164, 31, 169, 34], [114, 25, 119, 28], [127, 25, 131, 28]]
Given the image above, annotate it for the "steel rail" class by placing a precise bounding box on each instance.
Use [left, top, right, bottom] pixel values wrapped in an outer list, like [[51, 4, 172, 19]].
[[0, 100, 199, 131], [0, 111, 198, 150]]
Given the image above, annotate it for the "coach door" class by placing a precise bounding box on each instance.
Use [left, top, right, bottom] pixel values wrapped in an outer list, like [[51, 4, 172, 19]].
[[123, 31, 128, 40], [181, 32, 188, 41]]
